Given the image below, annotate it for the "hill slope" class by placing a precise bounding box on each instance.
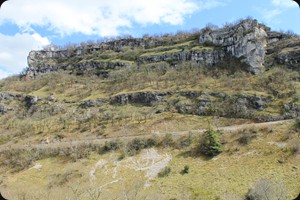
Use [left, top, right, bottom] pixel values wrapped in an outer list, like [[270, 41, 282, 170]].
[[0, 18, 300, 200]]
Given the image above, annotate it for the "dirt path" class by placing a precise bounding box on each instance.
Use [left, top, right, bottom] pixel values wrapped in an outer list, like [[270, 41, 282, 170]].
[[0, 119, 291, 151], [146, 119, 289, 138]]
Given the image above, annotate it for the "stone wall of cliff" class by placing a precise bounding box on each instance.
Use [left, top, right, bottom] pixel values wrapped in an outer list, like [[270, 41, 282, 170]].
[[198, 19, 268, 74], [24, 19, 300, 78]]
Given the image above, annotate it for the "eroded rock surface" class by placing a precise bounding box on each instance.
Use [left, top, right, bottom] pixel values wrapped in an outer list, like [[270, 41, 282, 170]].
[[199, 19, 268, 74], [24, 19, 300, 78]]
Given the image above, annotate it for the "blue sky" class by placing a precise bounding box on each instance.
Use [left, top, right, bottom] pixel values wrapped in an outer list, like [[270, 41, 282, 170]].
[[0, 0, 299, 79]]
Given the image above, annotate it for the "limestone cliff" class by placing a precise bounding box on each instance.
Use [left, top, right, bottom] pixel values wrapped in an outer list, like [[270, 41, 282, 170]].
[[199, 19, 268, 74], [25, 19, 300, 78]]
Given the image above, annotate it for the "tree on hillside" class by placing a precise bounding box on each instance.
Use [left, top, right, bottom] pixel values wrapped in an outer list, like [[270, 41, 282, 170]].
[[197, 126, 222, 157]]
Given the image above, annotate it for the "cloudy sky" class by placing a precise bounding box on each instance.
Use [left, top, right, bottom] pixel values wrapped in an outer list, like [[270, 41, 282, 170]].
[[0, 0, 299, 79]]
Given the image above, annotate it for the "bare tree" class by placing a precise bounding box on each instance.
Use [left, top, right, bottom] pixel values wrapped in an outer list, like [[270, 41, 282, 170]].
[[246, 179, 289, 200]]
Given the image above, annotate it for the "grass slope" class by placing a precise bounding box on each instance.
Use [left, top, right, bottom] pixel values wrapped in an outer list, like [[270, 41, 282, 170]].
[[0, 121, 299, 199]]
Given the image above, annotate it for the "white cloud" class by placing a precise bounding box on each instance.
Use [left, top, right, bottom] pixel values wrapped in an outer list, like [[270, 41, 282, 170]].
[[0, 33, 50, 76], [271, 0, 297, 8], [262, 9, 282, 22], [0, 69, 10, 80], [258, 0, 297, 24], [0, 0, 220, 37]]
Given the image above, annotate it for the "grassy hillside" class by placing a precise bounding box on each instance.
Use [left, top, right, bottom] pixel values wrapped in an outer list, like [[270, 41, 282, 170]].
[[0, 28, 300, 199], [0, 120, 299, 199]]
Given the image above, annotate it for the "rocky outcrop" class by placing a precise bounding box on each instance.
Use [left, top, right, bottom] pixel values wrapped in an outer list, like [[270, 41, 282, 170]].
[[0, 93, 21, 114], [199, 19, 268, 74], [282, 102, 300, 118], [193, 93, 269, 118], [265, 34, 300, 69], [137, 49, 225, 67], [267, 31, 285, 45], [0, 93, 45, 114], [275, 48, 300, 69], [26, 50, 132, 78], [110, 91, 171, 106], [24, 95, 42, 109], [24, 19, 300, 78], [79, 99, 106, 108], [0, 92, 22, 100], [109, 90, 271, 119], [26, 48, 225, 78]]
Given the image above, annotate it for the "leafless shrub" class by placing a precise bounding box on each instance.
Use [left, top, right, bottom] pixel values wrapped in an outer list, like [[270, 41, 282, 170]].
[[246, 179, 289, 200], [238, 128, 257, 145]]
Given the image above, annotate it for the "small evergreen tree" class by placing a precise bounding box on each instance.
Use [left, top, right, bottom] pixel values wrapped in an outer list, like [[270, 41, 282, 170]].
[[199, 126, 222, 157], [180, 165, 190, 175]]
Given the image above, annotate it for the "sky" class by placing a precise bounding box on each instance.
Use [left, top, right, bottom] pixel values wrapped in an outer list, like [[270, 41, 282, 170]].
[[0, 0, 299, 79]]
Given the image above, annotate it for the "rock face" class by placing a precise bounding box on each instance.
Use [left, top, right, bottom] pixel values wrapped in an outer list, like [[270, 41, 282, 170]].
[[0, 92, 22, 100], [265, 32, 300, 70], [267, 31, 285, 45], [25, 19, 300, 78], [110, 91, 171, 106], [109, 90, 271, 119], [0, 93, 45, 114], [283, 102, 300, 118], [137, 49, 225, 67], [26, 50, 132, 78], [275, 48, 300, 69], [79, 99, 106, 108], [199, 19, 268, 74]]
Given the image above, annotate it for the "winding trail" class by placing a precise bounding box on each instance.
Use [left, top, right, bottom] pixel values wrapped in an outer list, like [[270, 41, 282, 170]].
[[0, 119, 291, 151]]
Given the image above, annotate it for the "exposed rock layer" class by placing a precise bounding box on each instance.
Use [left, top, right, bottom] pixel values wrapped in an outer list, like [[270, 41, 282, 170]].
[[25, 19, 300, 78], [199, 19, 268, 74]]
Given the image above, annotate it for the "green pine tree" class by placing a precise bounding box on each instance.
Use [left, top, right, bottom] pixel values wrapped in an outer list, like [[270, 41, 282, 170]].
[[200, 126, 222, 157]]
